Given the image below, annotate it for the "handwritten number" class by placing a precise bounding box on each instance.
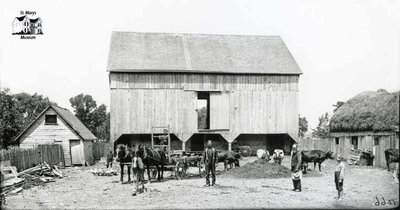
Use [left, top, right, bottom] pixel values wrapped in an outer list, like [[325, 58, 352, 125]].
[[381, 197, 386, 205], [375, 197, 380, 206]]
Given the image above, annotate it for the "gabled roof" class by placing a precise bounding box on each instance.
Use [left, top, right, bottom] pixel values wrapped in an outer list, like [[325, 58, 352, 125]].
[[107, 32, 302, 75], [16, 16, 27, 21], [29, 18, 41, 23], [15, 105, 97, 143]]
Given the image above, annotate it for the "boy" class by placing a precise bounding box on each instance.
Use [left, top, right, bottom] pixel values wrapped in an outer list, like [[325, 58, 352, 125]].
[[334, 154, 345, 200]]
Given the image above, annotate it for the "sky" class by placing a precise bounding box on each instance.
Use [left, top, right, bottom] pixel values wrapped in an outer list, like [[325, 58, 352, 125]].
[[0, 0, 399, 131]]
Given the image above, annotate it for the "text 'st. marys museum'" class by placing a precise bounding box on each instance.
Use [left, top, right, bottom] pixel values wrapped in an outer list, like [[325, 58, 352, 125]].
[[107, 32, 302, 155]]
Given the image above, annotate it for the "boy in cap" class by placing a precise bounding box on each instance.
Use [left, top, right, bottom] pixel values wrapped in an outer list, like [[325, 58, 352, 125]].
[[334, 154, 345, 200], [203, 140, 218, 186]]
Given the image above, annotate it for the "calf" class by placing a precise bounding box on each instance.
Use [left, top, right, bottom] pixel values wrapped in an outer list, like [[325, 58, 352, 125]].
[[301, 150, 334, 173], [218, 151, 241, 170], [384, 149, 399, 171], [272, 149, 284, 165]]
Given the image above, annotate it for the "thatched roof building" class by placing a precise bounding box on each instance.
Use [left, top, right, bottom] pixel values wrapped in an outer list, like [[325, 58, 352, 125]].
[[330, 89, 399, 132], [329, 89, 399, 169]]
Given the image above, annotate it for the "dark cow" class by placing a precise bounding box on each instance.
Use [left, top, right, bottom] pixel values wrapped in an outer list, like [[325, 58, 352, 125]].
[[301, 150, 334, 173], [218, 151, 241, 170], [384, 149, 399, 171]]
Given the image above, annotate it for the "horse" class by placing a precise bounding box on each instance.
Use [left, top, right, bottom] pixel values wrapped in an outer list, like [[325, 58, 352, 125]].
[[131, 147, 145, 192], [136, 144, 166, 183], [301, 150, 334, 174], [384, 149, 399, 171], [115, 144, 132, 183]]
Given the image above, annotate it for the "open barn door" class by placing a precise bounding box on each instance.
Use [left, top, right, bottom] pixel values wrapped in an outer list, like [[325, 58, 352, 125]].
[[210, 92, 230, 130]]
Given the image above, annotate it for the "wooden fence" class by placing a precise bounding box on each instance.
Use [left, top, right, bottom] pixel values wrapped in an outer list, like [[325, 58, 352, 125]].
[[297, 138, 332, 152], [0, 144, 64, 172], [92, 141, 112, 160]]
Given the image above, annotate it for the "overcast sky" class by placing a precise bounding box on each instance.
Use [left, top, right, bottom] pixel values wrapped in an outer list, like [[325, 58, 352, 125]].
[[0, 0, 399, 131]]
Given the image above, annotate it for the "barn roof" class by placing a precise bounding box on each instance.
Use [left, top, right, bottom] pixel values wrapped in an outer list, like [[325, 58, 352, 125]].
[[15, 105, 97, 143], [107, 32, 302, 75], [329, 90, 400, 133]]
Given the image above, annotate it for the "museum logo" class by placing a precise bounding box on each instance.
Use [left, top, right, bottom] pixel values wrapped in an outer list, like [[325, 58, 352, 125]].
[[12, 11, 43, 39]]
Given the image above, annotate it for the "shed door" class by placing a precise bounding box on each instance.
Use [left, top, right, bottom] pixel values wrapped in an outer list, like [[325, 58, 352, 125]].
[[70, 140, 84, 165], [210, 92, 230, 130]]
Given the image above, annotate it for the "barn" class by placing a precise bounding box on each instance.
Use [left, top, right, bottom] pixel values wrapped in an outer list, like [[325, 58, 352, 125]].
[[15, 105, 97, 166], [329, 90, 399, 168], [107, 32, 302, 155]]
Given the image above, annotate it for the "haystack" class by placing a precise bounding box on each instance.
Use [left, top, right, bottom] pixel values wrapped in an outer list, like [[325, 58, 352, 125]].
[[330, 90, 399, 132], [222, 159, 291, 179]]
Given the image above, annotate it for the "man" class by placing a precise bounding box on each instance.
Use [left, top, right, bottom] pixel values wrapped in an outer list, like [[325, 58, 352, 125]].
[[203, 140, 218, 186], [291, 144, 302, 192], [106, 150, 114, 168]]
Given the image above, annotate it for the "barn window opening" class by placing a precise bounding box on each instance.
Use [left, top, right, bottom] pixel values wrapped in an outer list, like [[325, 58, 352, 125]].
[[374, 137, 380, 146], [351, 136, 358, 150], [45, 115, 57, 125], [335, 138, 339, 145], [197, 92, 210, 129]]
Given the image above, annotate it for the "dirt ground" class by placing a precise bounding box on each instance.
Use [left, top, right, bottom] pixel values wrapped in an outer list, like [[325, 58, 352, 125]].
[[3, 156, 399, 209]]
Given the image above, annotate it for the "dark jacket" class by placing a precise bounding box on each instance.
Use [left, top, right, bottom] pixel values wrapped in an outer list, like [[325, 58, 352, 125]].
[[291, 151, 302, 171], [106, 152, 114, 162], [203, 147, 218, 165]]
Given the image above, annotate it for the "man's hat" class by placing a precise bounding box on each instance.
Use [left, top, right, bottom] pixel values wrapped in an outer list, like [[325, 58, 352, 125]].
[[336, 154, 342, 161]]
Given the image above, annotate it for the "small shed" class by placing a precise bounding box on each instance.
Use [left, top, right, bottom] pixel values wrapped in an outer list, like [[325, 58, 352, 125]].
[[329, 90, 399, 168], [14, 105, 97, 166]]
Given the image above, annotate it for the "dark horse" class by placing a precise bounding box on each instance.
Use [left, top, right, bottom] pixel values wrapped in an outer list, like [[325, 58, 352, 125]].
[[136, 144, 166, 183], [301, 150, 334, 174], [131, 147, 145, 191], [384, 149, 399, 171], [116, 144, 132, 183]]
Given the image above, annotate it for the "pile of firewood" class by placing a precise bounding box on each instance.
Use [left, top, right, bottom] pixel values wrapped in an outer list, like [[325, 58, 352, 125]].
[[88, 168, 118, 176], [0, 161, 63, 198]]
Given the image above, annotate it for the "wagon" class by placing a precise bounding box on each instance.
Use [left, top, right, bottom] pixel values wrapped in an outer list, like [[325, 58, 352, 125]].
[[150, 126, 205, 180]]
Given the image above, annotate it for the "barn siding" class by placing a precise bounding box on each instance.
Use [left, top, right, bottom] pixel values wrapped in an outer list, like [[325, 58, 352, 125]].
[[19, 109, 81, 166], [110, 73, 299, 144], [330, 132, 399, 169]]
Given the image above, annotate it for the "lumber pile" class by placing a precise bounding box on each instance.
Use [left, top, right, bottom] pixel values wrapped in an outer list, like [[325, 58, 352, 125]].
[[88, 168, 118, 176], [0, 162, 63, 196], [348, 149, 374, 166]]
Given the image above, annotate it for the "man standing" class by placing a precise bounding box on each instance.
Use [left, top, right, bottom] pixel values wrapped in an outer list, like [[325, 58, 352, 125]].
[[203, 140, 218, 186], [291, 144, 302, 192], [106, 150, 114, 168]]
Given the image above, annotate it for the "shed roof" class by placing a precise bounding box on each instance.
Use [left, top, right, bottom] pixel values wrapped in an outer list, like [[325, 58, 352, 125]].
[[15, 105, 97, 143], [107, 32, 302, 75], [330, 90, 399, 133]]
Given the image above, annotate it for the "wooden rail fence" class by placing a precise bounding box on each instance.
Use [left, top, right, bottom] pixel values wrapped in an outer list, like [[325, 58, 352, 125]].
[[0, 144, 64, 172]]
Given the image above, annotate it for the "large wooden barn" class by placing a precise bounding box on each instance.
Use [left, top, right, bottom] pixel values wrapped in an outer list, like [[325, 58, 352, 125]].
[[15, 105, 96, 166], [329, 90, 399, 168], [107, 32, 302, 155]]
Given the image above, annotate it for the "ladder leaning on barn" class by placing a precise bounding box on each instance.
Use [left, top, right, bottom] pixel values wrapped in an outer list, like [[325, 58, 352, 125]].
[[151, 125, 171, 162]]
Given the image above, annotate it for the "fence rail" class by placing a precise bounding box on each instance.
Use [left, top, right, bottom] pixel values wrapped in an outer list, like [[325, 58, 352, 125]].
[[92, 141, 112, 160], [298, 138, 332, 152], [0, 144, 64, 172]]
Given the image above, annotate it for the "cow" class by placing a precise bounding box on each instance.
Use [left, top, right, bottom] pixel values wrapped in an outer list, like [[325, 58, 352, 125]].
[[384, 149, 399, 171], [301, 150, 334, 174], [217, 150, 241, 170], [257, 149, 270, 161], [272, 149, 284, 165]]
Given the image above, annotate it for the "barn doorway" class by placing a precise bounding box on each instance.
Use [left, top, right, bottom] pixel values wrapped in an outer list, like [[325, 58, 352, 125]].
[[187, 133, 228, 152], [197, 92, 210, 129]]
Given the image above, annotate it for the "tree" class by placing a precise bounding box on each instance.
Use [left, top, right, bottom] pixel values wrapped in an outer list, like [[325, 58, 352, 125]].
[[0, 88, 23, 148], [13, 92, 55, 128], [312, 112, 330, 139], [298, 115, 308, 138], [333, 101, 345, 112], [70, 94, 109, 140]]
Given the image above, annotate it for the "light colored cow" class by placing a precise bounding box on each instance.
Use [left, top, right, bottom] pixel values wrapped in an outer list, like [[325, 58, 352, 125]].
[[272, 149, 284, 165]]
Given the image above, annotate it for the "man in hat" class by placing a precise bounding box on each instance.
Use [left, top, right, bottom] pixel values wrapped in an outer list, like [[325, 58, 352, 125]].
[[203, 140, 218, 186], [334, 154, 345, 200], [291, 144, 302, 192]]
